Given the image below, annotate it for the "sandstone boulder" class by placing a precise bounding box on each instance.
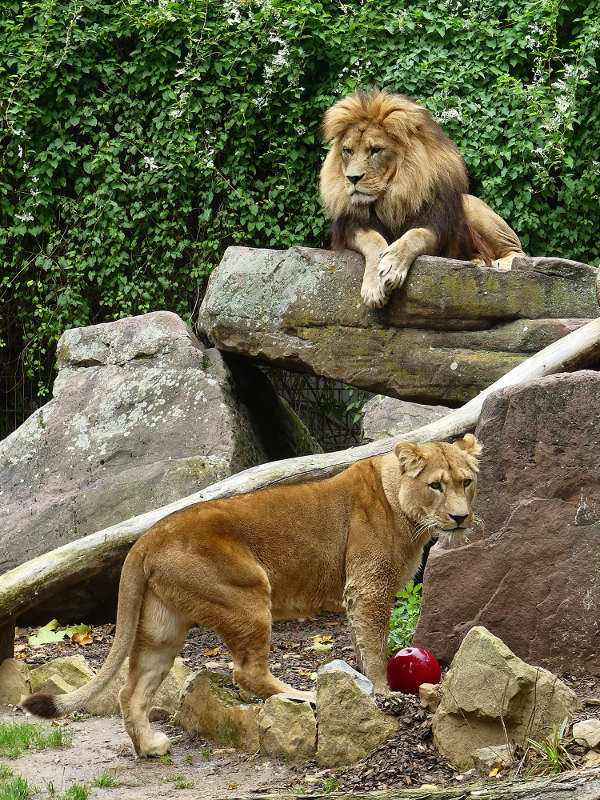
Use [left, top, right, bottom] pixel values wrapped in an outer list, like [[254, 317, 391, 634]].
[[0, 659, 31, 704], [316, 660, 397, 766], [84, 656, 190, 716], [199, 246, 598, 405], [258, 695, 316, 760], [175, 670, 261, 750], [361, 396, 451, 441], [0, 312, 268, 619], [431, 626, 579, 770], [30, 654, 95, 692], [573, 719, 600, 749], [414, 370, 600, 676]]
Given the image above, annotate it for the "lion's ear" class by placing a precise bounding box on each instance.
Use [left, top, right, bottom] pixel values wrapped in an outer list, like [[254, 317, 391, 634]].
[[394, 442, 426, 477], [381, 106, 425, 143], [321, 100, 353, 142], [453, 433, 482, 457]]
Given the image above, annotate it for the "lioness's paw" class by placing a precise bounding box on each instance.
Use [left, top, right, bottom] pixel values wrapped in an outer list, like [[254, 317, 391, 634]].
[[138, 731, 170, 758]]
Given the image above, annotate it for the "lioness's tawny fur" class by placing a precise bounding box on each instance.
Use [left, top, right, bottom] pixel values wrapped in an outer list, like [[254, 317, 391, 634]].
[[21, 435, 481, 757], [320, 90, 525, 307]]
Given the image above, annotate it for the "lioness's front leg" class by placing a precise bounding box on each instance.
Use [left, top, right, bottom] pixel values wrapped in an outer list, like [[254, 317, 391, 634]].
[[343, 565, 397, 694]]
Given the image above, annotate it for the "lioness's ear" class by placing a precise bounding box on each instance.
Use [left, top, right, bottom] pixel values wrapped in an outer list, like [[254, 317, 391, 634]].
[[453, 433, 482, 457], [394, 442, 426, 477]]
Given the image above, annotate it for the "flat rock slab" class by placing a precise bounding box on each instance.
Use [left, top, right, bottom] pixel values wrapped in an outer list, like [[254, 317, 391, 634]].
[[199, 247, 598, 405], [414, 370, 600, 676]]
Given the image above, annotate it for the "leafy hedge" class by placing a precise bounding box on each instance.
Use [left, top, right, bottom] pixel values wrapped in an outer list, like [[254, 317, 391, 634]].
[[1, 0, 598, 431]]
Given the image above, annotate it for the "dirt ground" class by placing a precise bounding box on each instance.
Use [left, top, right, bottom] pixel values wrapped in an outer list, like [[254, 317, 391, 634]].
[[4, 614, 600, 798]]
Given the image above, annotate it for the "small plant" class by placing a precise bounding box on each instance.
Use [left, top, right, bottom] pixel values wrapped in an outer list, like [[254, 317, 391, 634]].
[[170, 774, 193, 790], [291, 784, 307, 795], [158, 754, 173, 766], [184, 752, 193, 765], [527, 719, 575, 776], [320, 777, 339, 793], [0, 722, 73, 759], [387, 580, 423, 654], [0, 766, 13, 781], [0, 776, 31, 800], [91, 771, 119, 788], [201, 745, 211, 759]]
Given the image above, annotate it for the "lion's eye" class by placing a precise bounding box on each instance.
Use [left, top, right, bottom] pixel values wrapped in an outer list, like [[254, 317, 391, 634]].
[[342, 147, 353, 156], [370, 146, 383, 156], [429, 482, 442, 491], [464, 478, 472, 487]]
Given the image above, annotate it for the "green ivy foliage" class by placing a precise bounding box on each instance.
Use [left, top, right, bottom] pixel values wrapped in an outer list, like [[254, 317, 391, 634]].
[[1, 0, 599, 427]]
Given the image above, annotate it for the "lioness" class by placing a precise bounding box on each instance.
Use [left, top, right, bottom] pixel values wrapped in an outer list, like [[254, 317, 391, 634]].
[[22, 435, 481, 757], [320, 90, 525, 308]]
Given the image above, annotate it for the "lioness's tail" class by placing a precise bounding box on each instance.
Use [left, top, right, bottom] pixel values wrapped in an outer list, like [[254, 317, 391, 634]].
[[20, 547, 147, 718]]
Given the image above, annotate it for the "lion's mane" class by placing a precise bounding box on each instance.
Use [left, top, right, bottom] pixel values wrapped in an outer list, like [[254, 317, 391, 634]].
[[319, 90, 492, 263]]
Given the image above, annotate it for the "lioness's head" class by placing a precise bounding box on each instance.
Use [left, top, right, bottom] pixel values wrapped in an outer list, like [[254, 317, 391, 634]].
[[319, 89, 467, 223], [394, 434, 481, 533]]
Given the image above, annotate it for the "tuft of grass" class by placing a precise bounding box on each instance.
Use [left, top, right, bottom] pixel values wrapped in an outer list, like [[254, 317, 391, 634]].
[[527, 719, 575, 776], [0, 766, 14, 781], [91, 771, 119, 788], [172, 774, 193, 790], [320, 777, 339, 793], [0, 723, 73, 759], [158, 754, 173, 766], [184, 752, 193, 766], [200, 745, 211, 759], [58, 784, 89, 800], [0, 776, 31, 800]]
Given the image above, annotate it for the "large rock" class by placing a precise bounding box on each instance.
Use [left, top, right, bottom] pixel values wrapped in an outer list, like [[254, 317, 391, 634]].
[[198, 247, 598, 405], [431, 626, 579, 770], [258, 695, 316, 760], [0, 312, 267, 618], [414, 371, 600, 676], [361, 396, 451, 441], [316, 660, 397, 766], [0, 659, 31, 704], [84, 656, 190, 716], [175, 670, 262, 750]]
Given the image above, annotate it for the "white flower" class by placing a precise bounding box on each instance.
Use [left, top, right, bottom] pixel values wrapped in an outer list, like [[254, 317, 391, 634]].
[[15, 212, 34, 222], [143, 156, 159, 170]]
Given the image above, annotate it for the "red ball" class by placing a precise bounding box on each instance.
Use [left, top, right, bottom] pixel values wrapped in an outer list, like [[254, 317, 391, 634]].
[[386, 646, 441, 693]]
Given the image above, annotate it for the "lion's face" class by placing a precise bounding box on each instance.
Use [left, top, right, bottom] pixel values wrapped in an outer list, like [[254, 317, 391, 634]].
[[394, 435, 481, 533], [320, 90, 468, 229], [339, 123, 399, 206]]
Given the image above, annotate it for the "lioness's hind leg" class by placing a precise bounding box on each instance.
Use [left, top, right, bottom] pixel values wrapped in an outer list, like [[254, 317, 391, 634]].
[[119, 590, 189, 757]]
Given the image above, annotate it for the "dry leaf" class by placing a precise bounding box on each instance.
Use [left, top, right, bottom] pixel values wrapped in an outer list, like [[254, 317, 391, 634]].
[[488, 767, 501, 777], [203, 647, 224, 657], [71, 632, 93, 646]]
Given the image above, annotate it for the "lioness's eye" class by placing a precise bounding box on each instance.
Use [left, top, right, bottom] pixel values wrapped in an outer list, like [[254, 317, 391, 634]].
[[429, 482, 442, 491], [464, 478, 472, 487], [370, 146, 383, 156], [342, 147, 353, 156]]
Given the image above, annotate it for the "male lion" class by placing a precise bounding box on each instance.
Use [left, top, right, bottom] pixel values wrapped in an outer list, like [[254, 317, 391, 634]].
[[320, 90, 525, 308], [22, 435, 481, 757]]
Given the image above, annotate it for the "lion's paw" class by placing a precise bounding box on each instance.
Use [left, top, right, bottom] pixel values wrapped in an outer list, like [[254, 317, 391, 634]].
[[491, 259, 512, 272], [376, 249, 410, 291], [360, 276, 387, 308]]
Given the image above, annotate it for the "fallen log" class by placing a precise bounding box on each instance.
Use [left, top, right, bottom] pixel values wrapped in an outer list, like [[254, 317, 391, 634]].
[[233, 767, 600, 800], [0, 317, 599, 657]]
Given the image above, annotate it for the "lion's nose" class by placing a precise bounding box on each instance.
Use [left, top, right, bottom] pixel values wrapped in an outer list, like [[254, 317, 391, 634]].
[[347, 173, 364, 185], [450, 513, 468, 527]]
